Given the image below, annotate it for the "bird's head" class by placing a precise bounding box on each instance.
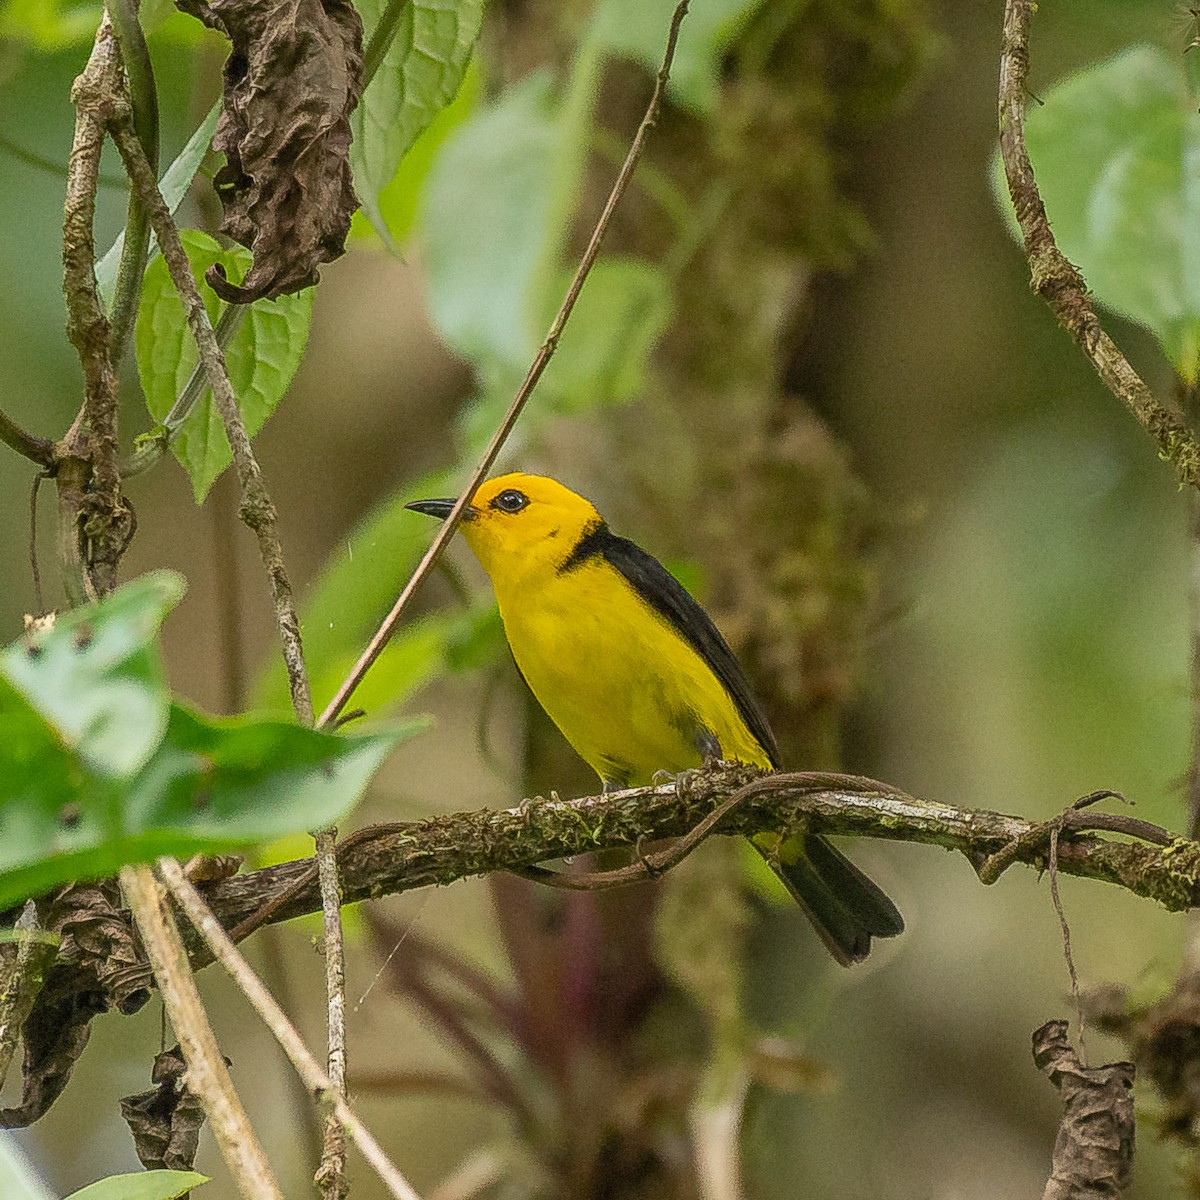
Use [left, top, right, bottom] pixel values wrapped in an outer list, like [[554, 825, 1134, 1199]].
[[406, 473, 602, 580]]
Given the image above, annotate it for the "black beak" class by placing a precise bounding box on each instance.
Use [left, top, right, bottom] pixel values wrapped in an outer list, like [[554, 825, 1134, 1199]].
[[405, 498, 477, 521]]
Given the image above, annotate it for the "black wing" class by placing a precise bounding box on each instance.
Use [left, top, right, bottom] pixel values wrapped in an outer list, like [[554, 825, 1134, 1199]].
[[561, 522, 781, 768]]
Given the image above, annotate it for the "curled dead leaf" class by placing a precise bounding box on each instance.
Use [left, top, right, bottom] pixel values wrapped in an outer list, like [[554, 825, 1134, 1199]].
[[120, 1044, 206, 1170], [1033, 1019, 1134, 1200], [175, 0, 363, 302], [0, 881, 150, 1127]]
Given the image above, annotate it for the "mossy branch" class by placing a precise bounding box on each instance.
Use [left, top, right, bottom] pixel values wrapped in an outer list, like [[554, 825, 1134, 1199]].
[[197, 766, 1200, 946]]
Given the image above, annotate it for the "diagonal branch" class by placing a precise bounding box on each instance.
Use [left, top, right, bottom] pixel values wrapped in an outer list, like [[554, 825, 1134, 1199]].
[[104, 94, 359, 1197], [157, 857, 425, 1200], [997, 0, 1200, 489], [121, 864, 284, 1200]]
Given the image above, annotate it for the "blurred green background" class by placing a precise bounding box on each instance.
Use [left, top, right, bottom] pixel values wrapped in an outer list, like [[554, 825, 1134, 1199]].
[[0, 0, 1193, 1197]]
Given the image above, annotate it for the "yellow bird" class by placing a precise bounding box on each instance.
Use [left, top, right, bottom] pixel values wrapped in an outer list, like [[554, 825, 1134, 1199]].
[[408, 473, 902, 964]]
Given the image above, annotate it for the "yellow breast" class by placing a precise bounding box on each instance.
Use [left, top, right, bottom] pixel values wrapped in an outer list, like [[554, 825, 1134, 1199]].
[[494, 558, 770, 787]]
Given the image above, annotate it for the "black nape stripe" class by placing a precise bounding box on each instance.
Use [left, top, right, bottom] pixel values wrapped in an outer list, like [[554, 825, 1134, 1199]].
[[557, 520, 611, 574]]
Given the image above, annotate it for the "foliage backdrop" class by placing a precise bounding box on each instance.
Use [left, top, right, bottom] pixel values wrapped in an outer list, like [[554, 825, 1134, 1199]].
[[0, 0, 1193, 1197]]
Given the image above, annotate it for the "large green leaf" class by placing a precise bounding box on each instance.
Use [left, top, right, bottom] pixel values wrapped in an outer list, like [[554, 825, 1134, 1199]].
[[0, 573, 403, 909], [3, 572, 180, 776], [421, 73, 565, 372], [349, 62, 480, 247], [592, 0, 767, 113], [96, 104, 221, 306], [998, 45, 1200, 381], [135, 230, 313, 501], [0, 695, 400, 910], [63, 1171, 209, 1200], [351, 0, 484, 244]]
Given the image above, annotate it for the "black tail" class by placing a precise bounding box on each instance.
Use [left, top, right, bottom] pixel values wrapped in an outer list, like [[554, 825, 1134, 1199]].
[[756, 833, 904, 966]]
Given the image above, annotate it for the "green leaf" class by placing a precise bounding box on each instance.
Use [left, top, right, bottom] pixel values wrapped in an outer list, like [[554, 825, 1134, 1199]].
[[421, 73, 564, 371], [0, 1134, 55, 1200], [135, 230, 313, 501], [996, 45, 1200, 381], [0, 574, 403, 908], [2, 572, 183, 776], [443, 602, 505, 673], [455, 255, 671, 456], [352, 0, 484, 244], [97, 104, 221, 306], [592, 0, 767, 113], [0, 698, 401, 910], [349, 62, 480, 247], [63, 1170, 210, 1200]]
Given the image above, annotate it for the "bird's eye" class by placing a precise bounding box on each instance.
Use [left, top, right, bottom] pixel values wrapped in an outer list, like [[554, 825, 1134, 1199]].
[[491, 489, 529, 514]]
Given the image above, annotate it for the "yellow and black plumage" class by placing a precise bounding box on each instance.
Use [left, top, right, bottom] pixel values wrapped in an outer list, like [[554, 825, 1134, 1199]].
[[408, 473, 903, 964]]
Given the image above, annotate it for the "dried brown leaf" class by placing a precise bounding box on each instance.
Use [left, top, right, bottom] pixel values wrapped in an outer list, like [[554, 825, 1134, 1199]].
[[1033, 1019, 1135, 1200], [120, 1044, 206, 1170], [175, 0, 363, 302], [0, 882, 150, 1127]]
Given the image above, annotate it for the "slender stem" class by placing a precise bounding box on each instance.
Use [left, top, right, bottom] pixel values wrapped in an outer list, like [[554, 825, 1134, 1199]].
[[361, 0, 411, 89], [109, 110, 314, 723], [157, 858, 426, 1200], [107, 104, 352, 1196], [318, 0, 693, 729], [105, 0, 160, 365], [314, 827, 349, 1200], [998, 0, 1200, 490], [0, 409, 53, 467], [121, 864, 284, 1200], [1177, 380, 1200, 972]]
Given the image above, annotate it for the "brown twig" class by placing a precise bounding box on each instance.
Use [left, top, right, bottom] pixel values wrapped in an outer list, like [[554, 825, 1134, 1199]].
[[156, 858, 425, 1200], [106, 104, 355, 1193], [317, 0, 693, 729], [0, 410, 54, 467], [29, 473, 47, 616], [314, 826, 348, 1200], [1048, 823, 1087, 1065], [120, 864, 284, 1200], [997, 0, 1200, 489], [59, 16, 134, 598]]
